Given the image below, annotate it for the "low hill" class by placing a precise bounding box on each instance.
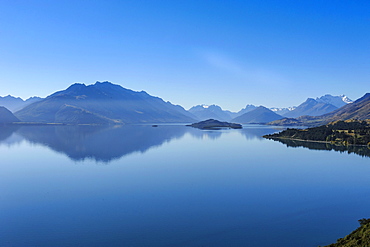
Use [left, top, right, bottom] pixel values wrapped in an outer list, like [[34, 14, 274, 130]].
[[232, 106, 283, 124], [267, 118, 304, 126], [0, 106, 20, 123], [15, 81, 195, 124]]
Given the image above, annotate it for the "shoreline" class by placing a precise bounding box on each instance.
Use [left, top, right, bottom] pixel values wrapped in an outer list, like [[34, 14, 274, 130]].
[[265, 136, 370, 147]]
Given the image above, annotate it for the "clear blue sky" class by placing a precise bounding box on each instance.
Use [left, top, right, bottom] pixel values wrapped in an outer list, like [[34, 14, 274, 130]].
[[0, 0, 369, 111]]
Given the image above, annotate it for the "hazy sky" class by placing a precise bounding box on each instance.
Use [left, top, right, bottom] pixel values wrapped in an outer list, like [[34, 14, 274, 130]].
[[0, 0, 369, 111]]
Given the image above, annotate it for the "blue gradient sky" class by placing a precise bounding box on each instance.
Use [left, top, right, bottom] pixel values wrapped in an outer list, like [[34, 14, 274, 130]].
[[0, 0, 369, 111]]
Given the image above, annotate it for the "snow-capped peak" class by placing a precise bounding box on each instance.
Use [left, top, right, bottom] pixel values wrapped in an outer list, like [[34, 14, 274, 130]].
[[316, 94, 353, 108], [340, 95, 353, 104]]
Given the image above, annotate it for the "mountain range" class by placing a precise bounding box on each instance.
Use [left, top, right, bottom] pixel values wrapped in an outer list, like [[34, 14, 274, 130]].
[[303, 93, 370, 125], [316, 94, 353, 107], [0, 95, 42, 112], [14, 81, 195, 124], [0, 81, 365, 125], [270, 93, 370, 126], [187, 95, 353, 122], [283, 95, 353, 118], [188, 105, 235, 121], [283, 98, 339, 118]]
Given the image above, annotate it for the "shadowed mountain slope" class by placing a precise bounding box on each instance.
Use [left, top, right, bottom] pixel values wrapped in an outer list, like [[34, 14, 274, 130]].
[[0, 106, 20, 123]]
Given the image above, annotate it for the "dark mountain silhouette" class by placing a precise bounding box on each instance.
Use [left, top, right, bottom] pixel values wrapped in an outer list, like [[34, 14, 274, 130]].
[[0, 95, 42, 112], [0, 106, 20, 123], [14, 81, 195, 124], [283, 98, 338, 118], [232, 106, 283, 123], [188, 105, 233, 121]]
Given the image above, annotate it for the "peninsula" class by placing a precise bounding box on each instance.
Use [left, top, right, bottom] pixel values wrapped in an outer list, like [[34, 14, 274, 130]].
[[263, 120, 370, 146]]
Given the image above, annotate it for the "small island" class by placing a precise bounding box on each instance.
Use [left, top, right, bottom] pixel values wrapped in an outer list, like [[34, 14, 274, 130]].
[[263, 120, 370, 146], [187, 119, 242, 130]]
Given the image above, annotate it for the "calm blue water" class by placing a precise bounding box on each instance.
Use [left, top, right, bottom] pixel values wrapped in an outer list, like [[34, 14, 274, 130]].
[[1, 124, 370, 247]]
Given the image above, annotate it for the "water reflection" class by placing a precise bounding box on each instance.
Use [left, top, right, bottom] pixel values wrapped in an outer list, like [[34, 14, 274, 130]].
[[0, 125, 20, 142], [0, 125, 265, 162], [271, 138, 370, 158], [2, 124, 366, 162], [188, 129, 223, 140], [2, 125, 190, 162], [238, 125, 286, 140]]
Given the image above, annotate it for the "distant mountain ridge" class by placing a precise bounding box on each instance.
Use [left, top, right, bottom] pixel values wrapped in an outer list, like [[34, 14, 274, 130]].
[[15, 81, 195, 124], [188, 104, 234, 121], [0, 95, 42, 112], [316, 94, 353, 108], [283, 94, 352, 118], [270, 107, 296, 115], [283, 98, 338, 118], [188, 94, 351, 121], [315, 93, 370, 123], [270, 93, 370, 126], [232, 106, 283, 123], [1, 83, 361, 126], [237, 104, 257, 116]]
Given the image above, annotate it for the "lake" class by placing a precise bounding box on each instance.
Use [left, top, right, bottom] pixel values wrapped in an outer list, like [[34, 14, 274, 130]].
[[1, 124, 370, 247]]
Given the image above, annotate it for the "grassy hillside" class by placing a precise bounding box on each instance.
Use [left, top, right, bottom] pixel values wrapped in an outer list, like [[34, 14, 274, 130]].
[[323, 219, 370, 247]]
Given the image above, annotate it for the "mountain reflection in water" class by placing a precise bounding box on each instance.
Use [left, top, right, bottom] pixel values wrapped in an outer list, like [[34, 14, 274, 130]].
[[13, 125, 192, 162], [1, 124, 368, 162], [0, 124, 279, 162]]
